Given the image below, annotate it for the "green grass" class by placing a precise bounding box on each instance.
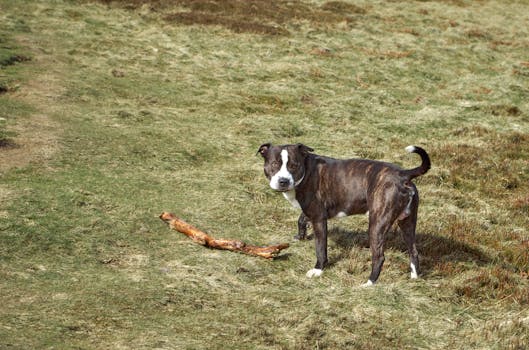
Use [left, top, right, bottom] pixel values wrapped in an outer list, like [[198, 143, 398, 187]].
[[1, 0, 529, 348]]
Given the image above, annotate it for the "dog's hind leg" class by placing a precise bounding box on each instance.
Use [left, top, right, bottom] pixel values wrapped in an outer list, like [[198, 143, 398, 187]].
[[363, 211, 396, 286], [398, 188, 419, 279]]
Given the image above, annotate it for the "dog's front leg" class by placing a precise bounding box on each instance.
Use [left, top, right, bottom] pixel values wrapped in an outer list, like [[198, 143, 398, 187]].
[[294, 212, 310, 240], [306, 219, 328, 278]]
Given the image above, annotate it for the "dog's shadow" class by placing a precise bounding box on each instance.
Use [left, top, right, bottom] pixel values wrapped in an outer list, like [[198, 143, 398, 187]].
[[327, 227, 491, 276]]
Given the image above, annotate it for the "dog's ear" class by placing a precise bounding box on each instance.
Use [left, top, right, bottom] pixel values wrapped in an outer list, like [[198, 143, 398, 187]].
[[297, 143, 314, 155], [257, 143, 272, 157]]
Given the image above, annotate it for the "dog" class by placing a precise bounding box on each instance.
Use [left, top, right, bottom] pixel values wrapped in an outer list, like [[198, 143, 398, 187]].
[[258, 143, 430, 286]]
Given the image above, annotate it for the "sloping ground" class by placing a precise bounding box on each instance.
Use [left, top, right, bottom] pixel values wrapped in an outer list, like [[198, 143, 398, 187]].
[[1, 0, 528, 349]]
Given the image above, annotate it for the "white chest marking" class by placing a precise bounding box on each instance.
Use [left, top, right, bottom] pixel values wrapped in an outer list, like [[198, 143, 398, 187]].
[[283, 190, 301, 209]]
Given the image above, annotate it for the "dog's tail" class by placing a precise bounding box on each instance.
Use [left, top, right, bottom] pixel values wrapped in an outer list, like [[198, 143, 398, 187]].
[[402, 145, 431, 180]]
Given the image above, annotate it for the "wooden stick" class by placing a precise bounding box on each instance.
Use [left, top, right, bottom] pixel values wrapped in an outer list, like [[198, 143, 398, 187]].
[[159, 212, 289, 259]]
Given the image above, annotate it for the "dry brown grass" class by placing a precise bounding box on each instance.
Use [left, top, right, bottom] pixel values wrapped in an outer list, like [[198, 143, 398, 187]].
[[103, 0, 365, 35]]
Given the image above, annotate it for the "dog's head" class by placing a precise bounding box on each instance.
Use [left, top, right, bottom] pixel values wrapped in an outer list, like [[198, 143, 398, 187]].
[[257, 143, 314, 192]]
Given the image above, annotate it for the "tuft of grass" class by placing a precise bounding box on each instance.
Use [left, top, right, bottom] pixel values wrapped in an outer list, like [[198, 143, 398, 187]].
[[452, 267, 529, 305]]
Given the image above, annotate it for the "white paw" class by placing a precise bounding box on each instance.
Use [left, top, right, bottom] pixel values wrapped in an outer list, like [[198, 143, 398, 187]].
[[361, 280, 374, 287], [410, 263, 418, 279], [306, 268, 323, 278]]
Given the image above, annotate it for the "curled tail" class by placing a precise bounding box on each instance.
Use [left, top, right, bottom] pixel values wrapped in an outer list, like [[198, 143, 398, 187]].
[[402, 145, 431, 180]]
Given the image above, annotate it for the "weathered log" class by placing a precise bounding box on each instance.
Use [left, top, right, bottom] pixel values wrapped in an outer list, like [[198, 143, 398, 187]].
[[159, 212, 289, 259]]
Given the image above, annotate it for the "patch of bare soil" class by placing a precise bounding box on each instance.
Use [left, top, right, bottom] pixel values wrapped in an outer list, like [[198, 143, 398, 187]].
[[0, 113, 59, 173], [99, 0, 366, 35]]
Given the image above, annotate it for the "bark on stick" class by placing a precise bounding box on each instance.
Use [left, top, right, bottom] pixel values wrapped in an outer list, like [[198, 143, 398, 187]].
[[159, 212, 289, 259]]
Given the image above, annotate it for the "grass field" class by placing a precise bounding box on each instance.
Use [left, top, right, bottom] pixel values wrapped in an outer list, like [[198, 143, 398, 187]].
[[1, 0, 529, 348]]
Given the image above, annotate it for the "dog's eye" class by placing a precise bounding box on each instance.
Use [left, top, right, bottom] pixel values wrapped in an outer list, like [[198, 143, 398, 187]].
[[288, 162, 299, 170], [271, 161, 280, 168]]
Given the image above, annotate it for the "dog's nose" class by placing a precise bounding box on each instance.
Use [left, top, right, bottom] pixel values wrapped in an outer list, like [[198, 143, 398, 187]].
[[278, 178, 290, 188]]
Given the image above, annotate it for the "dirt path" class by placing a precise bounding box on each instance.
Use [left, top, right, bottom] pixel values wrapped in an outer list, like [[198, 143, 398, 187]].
[[0, 36, 63, 173]]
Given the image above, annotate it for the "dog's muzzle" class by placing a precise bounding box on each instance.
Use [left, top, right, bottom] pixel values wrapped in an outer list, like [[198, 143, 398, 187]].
[[271, 172, 305, 192], [277, 177, 291, 190]]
